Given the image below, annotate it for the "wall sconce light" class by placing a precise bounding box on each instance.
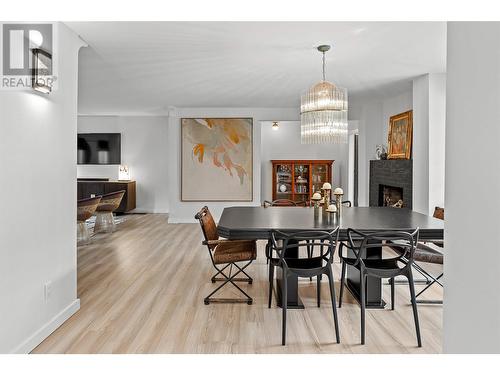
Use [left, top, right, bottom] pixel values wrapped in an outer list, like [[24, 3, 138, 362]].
[[272, 121, 279, 131], [118, 165, 130, 181], [31, 48, 52, 94]]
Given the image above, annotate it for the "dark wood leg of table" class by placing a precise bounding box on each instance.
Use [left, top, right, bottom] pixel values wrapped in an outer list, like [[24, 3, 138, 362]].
[[345, 245, 386, 309]]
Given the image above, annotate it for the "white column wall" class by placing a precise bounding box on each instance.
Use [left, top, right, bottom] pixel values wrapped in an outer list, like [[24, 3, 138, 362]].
[[413, 73, 446, 215], [428, 73, 447, 213], [412, 75, 430, 214], [444, 22, 500, 353]]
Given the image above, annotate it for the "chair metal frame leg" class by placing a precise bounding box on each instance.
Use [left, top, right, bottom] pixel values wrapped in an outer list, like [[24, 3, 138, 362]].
[[407, 269, 422, 347], [360, 272, 366, 345], [415, 272, 443, 304], [204, 260, 253, 305], [210, 263, 230, 282], [211, 263, 253, 283], [326, 267, 341, 343], [412, 262, 443, 287], [307, 241, 313, 281], [338, 260, 346, 308], [390, 277, 395, 310], [281, 268, 288, 346], [317, 275, 321, 307], [389, 262, 431, 285], [233, 262, 253, 283], [268, 262, 275, 308]]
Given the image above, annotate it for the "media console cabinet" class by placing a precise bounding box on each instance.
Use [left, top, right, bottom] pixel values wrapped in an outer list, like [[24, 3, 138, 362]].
[[77, 179, 136, 213]]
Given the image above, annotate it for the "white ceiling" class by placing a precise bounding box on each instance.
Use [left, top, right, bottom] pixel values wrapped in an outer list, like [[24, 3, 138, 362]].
[[67, 22, 446, 114]]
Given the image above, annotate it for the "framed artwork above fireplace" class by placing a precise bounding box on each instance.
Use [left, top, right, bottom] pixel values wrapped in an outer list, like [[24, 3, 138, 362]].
[[387, 110, 413, 159]]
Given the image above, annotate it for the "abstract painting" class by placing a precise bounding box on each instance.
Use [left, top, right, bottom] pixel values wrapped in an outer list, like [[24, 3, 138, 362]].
[[181, 118, 253, 201], [387, 110, 413, 159]]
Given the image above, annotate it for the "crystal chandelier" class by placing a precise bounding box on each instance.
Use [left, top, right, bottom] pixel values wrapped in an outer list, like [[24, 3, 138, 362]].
[[301, 45, 348, 144]]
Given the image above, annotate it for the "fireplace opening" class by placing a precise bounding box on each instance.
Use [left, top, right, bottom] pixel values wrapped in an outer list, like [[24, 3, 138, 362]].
[[378, 184, 404, 208]]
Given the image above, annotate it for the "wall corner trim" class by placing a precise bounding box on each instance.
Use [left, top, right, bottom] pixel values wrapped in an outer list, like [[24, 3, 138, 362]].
[[10, 299, 80, 354]]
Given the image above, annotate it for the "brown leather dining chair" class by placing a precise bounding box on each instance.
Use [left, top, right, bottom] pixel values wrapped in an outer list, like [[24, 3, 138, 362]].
[[77, 196, 102, 245], [94, 190, 126, 234], [195, 206, 257, 305]]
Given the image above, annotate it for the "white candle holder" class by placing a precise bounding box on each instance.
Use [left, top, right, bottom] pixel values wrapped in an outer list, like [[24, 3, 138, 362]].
[[334, 187, 344, 216]]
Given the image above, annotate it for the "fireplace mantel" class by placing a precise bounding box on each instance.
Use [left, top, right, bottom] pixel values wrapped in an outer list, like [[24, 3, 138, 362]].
[[369, 160, 413, 209]]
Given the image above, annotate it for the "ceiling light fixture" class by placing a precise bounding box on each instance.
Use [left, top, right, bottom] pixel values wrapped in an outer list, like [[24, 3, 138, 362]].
[[301, 45, 348, 144], [272, 121, 279, 131]]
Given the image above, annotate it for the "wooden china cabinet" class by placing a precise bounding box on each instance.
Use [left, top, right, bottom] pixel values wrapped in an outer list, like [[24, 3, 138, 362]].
[[271, 160, 334, 203]]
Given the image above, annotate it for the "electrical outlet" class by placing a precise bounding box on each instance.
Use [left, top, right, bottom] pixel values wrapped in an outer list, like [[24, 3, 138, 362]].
[[44, 281, 52, 302]]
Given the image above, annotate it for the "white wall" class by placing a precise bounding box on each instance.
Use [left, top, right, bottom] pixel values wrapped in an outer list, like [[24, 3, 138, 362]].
[[351, 91, 413, 206], [0, 23, 85, 353], [412, 75, 430, 213], [167, 107, 299, 223], [382, 91, 413, 146], [355, 100, 382, 206], [260, 121, 349, 202], [428, 74, 446, 213], [77, 115, 169, 213], [413, 74, 446, 215], [444, 22, 500, 354]]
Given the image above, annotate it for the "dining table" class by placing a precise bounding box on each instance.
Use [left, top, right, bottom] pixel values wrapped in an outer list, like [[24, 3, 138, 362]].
[[217, 206, 444, 309]]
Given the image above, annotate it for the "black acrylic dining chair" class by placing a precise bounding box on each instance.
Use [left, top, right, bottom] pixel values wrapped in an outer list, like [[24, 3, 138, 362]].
[[263, 199, 307, 265], [269, 229, 341, 346], [338, 228, 422, 347]]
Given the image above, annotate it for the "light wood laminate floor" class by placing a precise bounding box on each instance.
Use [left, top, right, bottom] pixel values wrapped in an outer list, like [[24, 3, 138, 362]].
[[33, 214, 443, 353]]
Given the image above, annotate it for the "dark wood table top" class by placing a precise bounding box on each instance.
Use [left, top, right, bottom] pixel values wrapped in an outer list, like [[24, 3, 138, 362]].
[[217, 206, 444, 241]]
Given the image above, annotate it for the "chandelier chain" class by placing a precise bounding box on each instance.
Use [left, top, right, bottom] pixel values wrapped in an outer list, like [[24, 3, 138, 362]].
[[322, 51, 326, 81]]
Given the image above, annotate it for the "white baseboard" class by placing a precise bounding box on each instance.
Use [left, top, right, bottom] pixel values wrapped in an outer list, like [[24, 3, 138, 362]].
[[11, 299, 80, 354]]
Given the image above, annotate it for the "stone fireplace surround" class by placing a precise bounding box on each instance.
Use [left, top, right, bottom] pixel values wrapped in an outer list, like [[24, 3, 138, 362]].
[[369, 159, 413, 209]]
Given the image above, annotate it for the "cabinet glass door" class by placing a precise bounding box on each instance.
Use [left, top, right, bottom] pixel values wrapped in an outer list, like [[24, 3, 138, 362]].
[[275, 163, 293, 200], [294, 164, 309, 201], [311, 164, 329, 195]]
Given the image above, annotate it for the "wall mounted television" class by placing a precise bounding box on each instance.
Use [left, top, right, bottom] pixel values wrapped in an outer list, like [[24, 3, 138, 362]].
[[77, 133, 121, 165]]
